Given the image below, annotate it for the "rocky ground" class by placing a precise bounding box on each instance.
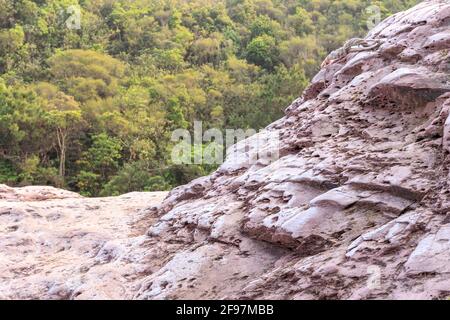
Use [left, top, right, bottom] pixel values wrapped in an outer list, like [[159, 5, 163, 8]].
[[1, 0, 450, 300], [0, 185, 167, 299]]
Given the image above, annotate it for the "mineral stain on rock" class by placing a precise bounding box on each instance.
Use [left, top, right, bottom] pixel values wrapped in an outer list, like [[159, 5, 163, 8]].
[[2, 1, 450, 300]]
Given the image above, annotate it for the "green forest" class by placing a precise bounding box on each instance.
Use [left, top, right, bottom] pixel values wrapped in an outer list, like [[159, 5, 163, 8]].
[[0, 0, 419, 196]]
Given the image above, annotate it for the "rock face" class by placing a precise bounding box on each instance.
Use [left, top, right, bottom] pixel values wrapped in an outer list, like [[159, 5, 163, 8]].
[[2, 1, 450, 300], [135, 1, 450, 300]]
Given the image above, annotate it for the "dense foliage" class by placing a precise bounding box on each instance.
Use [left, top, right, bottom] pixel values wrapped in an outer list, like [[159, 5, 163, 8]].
[[0, 0, 419, 196]]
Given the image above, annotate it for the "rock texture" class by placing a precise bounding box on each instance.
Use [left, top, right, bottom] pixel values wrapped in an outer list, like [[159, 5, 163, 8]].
[[136, 1, 450, 300], [0, 186, 167, 299], [2, 1, 450, 300]]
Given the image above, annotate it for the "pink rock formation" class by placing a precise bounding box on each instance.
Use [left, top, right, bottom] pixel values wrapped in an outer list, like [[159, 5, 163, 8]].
[[136, 0, 450, 300], [0, 184, 81, 201], [0, 188, 167, 299], [2, 1, 450, 300]]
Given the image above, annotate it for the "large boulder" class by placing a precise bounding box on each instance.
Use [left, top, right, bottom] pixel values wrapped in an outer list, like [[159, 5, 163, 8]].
[[135, 1, 450, 300]]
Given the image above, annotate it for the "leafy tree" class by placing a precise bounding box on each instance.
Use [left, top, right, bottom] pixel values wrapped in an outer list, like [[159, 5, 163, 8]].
[[79, 133, 122, 181], [101, 161, 171, 196], [36, 83, 84, 179], [47, 108, 83, 178], [166, 97, 188, 131], [249, 15, 282, 39], [0, 25, 25, 72], [48, 49, 125, 102], [0, 81, 50, 166], [245, 34, 279, 70], [76, 170, 101, 197], [288, 7, 315, 36]]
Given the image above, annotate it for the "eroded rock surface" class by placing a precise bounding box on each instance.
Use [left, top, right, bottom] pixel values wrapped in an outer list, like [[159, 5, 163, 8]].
[[2, 1, 450, 300], [0, 186, 167, 299], [136, 1, 450, 300]]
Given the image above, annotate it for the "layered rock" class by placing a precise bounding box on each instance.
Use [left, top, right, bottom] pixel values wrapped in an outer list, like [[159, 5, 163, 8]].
[[136, 1, 450, 300]]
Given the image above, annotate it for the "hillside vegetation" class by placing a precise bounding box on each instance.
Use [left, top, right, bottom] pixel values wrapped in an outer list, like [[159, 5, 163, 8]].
[[0, 0, 419, 196]]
